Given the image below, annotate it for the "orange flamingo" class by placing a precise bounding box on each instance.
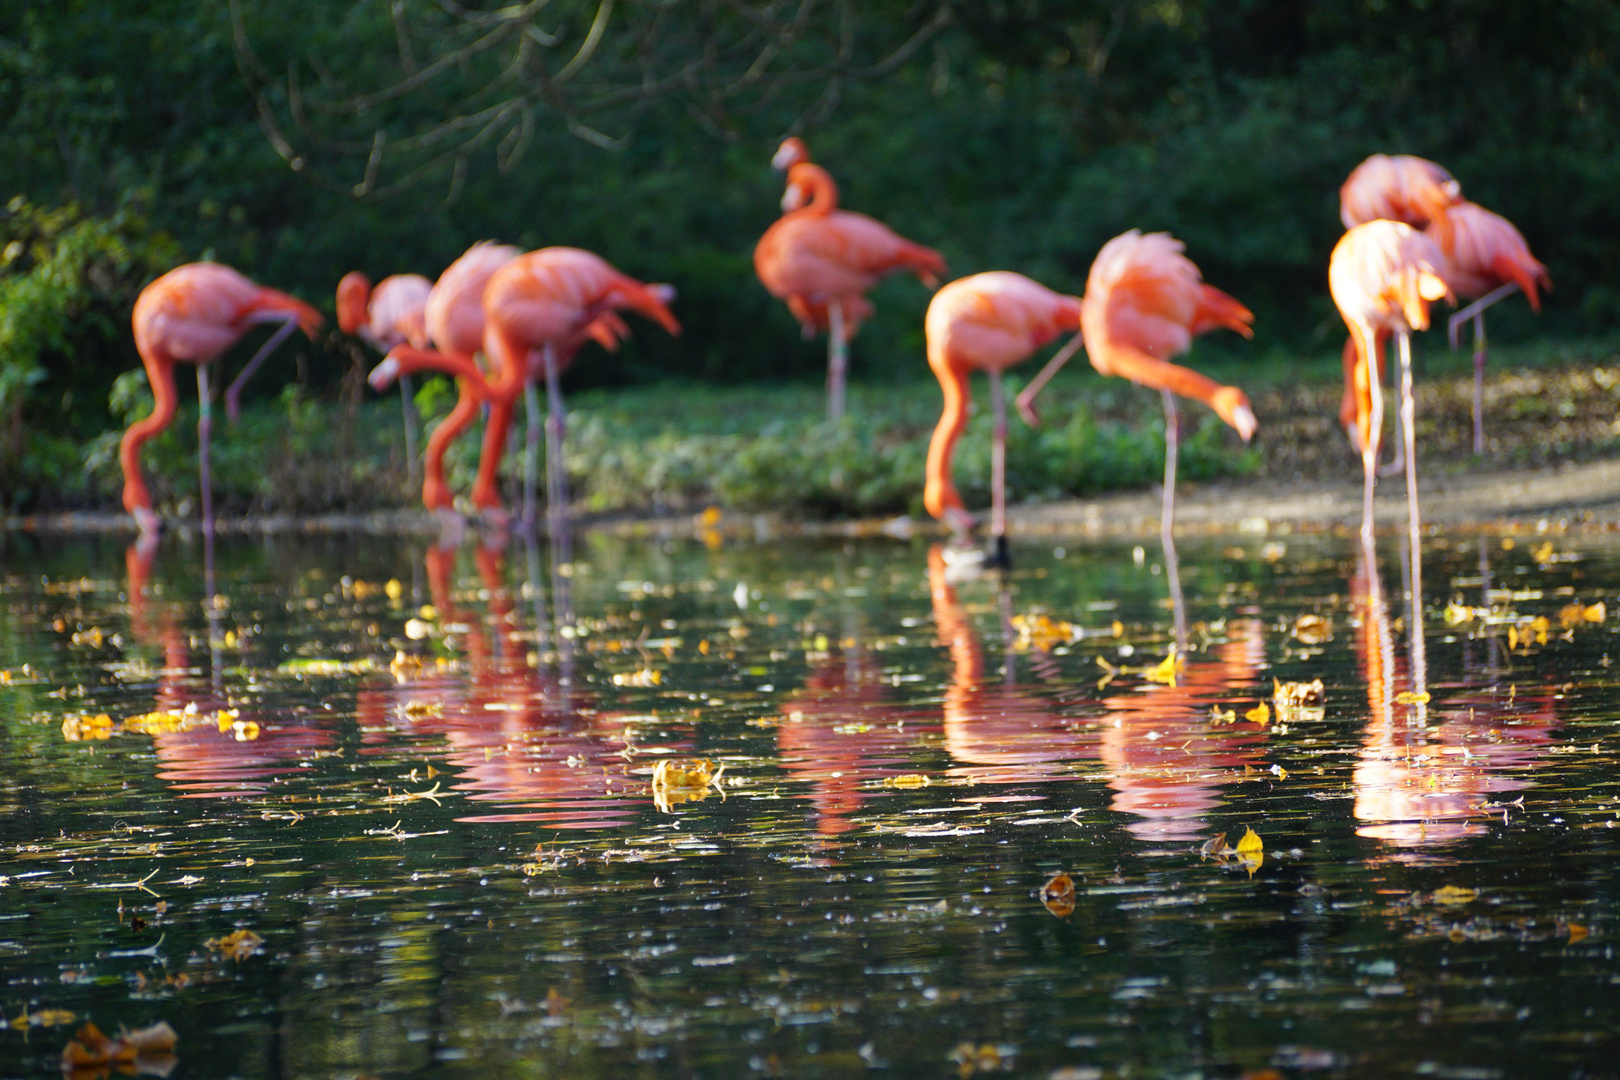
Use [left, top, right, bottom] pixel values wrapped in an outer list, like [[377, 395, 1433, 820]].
[[923, 272, 1082, 559], [1329, 220, 1452, 543], [1014, 230, 1256, 544], [475, 248, 680, 522], [755, 161, 945, 420], [764, 138, 878, 347], [368, 242, 519, 516], [121, 263, 322, 534], [337, 271, 432, 477], [1335, 155, 1465, 454], [1429, 202, 1551, 453]]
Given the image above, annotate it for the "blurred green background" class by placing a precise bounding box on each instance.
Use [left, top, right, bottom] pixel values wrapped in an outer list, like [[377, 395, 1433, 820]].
[[2, 0, 1617, 513]]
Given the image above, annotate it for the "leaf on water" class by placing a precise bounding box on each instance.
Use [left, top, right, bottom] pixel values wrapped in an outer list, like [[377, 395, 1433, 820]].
[[1209, 705, 1235, 724], [950, 1041, 1014, 1076], [1567, 922, 1590, 944], [1558, 601, 1606, 628], [10, 1008, 75, 1029], [1291, 614, 1332, 644], [1143, 648, 1184, 687], [1432, 886, 1477, 905], [61, 713, 114, 742], [276, 657, 381, 676], [1040, 873, 1076, 918], [883, 774, 930, 788], [652, 759, 725, 812], [1010, 613, 1079, 651], [611, 667, 663, 687], [1198, 832, 1230, 858], [1394, 690, 1431, 705], [1245, 703, 1271, 724], [1234, 827, 1263, 876], [1443, 601, 1478, 626], [61, 1020, 177, 1069], [1273, 678, 1324, 707], [204, 929, 264, 961]]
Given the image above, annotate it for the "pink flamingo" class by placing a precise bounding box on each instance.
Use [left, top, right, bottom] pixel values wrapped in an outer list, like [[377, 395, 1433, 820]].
[[121, 263, 322, 534], [1428, 202, 1551, 453], [1329, 220, 1453, 543], [337, 271, 432, 477], [755, 161, 945, 420]]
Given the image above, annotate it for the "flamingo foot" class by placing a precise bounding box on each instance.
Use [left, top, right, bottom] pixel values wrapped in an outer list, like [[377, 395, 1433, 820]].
[[984, 533, 1012, 572]]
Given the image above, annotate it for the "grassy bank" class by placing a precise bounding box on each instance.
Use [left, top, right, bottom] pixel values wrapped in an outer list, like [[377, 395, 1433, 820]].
[[13, 333, 1620, 521]]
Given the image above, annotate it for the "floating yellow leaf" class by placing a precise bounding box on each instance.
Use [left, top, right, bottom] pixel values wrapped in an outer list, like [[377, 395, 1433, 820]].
[[883, 774, 930, 789], [61, 713, 114, 742], [611, 667, 663, 687], [1395, 690, 1431, 705], [1587, 602, 1607, 623], [1291, 613, 1332, 644], [1432, 885, 1477, 905], [1144, 647, 1184, 686], [1040, 872, 1076, 918], [1443, 601, 1478, 626], [1209, 705, 1235, 724], [651, 758, 724, 812], [1245, 702, 1271, 724], [204, 929, 263, 961], [1273, 678, 1325, 708], [1234, 827, 1263, 875], [1531, 541, 1555, 564], [385, 578, 404, 601], [1567, 922, 1590, 944], [1010, 613, 1078, 651]]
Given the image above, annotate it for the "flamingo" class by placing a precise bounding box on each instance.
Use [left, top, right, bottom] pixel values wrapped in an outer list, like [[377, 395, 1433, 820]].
[[1329, 220, 1453, 543], [1013, 230, 1257, 545], [121, 262, 321, 534], [337, 271, 432, 479], [771, 136, 810, 172], [1336, 154, 1465, 455], [1428, 202, 1550, 454], [473, 248, 681, 524], [368, 242, 519, 517], [755, 161, 946, 420]]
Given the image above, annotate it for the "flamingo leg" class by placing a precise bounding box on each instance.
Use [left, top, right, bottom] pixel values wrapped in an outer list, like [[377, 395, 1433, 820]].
[[542, 343, 569, 533], [1163, 531, 1187, 653], [1014, 331, 1085, 428], [223, 313, 300, 422], [399, 374, 420, 485], [523, 378, 542, 533], [827, 299, 847, 422], [1447, 282, 1517, 455], [1397, 328, 1422, 566], [1357, 322, 1385, 543], [1379, 341, 1406, 477], [196, 365, 214, 542], [1160, 387, 1179, 546], [988, 369, 1009, 567]]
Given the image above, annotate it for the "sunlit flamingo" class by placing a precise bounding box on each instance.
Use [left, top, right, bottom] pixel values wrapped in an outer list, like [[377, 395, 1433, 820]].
[[755, 161, 946, 420], [475, 248, 680, 523], [923, 272, 1082, 561], [1336, 154, 1464, 455], [337, 271, 432, 478], [1015, 230, 1257, 543], [1329, 220, 1452, 542], [1428, 202, 1551, 454], [368, 242, 518, 516], [121, 263, 322, 534]]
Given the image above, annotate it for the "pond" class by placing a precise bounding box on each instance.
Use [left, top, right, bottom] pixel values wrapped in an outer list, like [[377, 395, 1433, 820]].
[[1, 524, 1617, 1079]]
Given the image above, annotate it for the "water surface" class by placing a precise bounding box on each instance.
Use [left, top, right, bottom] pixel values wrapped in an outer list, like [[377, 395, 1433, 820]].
[[1, 526, 1617, 1078]]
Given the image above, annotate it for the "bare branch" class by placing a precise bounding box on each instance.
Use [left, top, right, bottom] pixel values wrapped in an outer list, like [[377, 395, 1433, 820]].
[[553, 0, 616, 84]]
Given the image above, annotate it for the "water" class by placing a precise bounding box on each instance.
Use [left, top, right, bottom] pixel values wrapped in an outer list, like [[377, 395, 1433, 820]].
[[2, 526, 1618, 1078]]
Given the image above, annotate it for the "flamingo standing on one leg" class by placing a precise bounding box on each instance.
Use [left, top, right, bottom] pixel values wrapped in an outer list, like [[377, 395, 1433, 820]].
[[368, 242, 518, 516], [337, 271, 432, 481], [765, 140, 878, 343], [1329, 220, 1453, 544], [121, 263, 322, 534], [755, 161, 945, 420], [1015, 230, 1257, 545], [922, 272, 1083, 563], [1427, 202, 1550, 454], [1336, 154, 1466, 455], [474, 248, 681, 524]]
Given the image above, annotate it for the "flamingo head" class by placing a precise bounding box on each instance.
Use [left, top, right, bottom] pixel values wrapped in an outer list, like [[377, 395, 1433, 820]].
[[336, 271, 371, 336], [773, 137, 809, 173], [1211, 386, 1257, 442], [368, 355, 401, 391]]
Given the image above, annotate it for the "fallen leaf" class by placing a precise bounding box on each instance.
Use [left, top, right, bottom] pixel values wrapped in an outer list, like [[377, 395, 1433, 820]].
[[204, 929, 263, 961], [1432, 886, 1477, 906], [1394, 690, 1431, 705], [1234, 827, 1263, 876], [883, 774, 930, 789], [1273, 678, 1325, 707], [1040, 873, 1076, 918], [1291, 614, 1332, 644], [1198, 832, 1230, 858], [651, 759, 725, 812], [1245, 703, 1271, 724], [1567, 922, 1590, 944]]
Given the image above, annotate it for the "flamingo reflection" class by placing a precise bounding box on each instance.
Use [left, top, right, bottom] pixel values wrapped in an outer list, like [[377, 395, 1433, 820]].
[[778, 643, 938, 835], [364, 536, 679, 829], [928, 546, 1097, 786], [1095, 612, 1268, 842], [122, 542, 334, 798], [1351, 541, 1557, 845]]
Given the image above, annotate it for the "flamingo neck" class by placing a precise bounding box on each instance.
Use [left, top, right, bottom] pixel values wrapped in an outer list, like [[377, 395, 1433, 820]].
[[791, 165, 840, 216], [924, 361, 971, 523]]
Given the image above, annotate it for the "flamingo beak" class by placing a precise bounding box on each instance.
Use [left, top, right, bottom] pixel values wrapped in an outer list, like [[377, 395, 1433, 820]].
[[368, 357, 400, 391], [1231, 403, 1257, 442], [781, 184, 805, 212]]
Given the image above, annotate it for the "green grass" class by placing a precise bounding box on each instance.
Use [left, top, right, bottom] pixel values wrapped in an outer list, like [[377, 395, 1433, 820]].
[[15, 331, 1620, 520]]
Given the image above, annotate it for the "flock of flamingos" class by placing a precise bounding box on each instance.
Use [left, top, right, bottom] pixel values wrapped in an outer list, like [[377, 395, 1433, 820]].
[[117, 139, 1547, 558]]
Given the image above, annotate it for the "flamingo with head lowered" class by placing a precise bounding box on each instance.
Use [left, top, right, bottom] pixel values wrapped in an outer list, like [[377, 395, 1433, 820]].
[[338, 271, 432, 480], [1011, 230, 1256, 551], [755, 158, 945, 420], [121, 262, 322, 535]]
